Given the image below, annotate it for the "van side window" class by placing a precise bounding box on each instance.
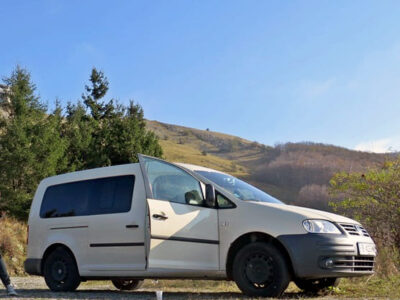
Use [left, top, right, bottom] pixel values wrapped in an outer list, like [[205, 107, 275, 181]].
[[217, 192, 235, 208], [143, 158, 204, 206], [40, 175, 135, 218]]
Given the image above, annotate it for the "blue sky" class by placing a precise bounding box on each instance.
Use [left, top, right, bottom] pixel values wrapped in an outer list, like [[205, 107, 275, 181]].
[[1, 1, 400, 152]]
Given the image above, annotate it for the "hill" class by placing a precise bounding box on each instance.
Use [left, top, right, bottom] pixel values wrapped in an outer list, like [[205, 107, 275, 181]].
[[146, 120, 390, 211], [0, 99, 390, 211]]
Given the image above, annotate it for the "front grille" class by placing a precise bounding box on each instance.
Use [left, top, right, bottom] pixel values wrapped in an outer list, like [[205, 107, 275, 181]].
[[328, 256, 375, 272], [340, 223, 370, 237], [358, 226, 370, 237]]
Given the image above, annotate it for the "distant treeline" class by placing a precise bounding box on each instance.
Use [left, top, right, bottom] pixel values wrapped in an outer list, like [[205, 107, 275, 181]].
[[0, 66, 162, 220], [244, 142, 387, 210]]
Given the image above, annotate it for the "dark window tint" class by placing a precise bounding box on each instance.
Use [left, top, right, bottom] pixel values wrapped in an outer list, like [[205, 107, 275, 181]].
[[216, 192, 235, 209], [142, 157, 204, 206], [40, 175, 135, 218]]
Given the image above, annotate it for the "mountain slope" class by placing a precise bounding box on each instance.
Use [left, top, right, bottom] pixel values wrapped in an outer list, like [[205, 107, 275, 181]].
[[146, 120, 389, 211]]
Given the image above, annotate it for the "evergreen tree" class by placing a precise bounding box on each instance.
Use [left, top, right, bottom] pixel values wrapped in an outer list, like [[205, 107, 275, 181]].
[[0, 66, 163, 220], [63, 101, 95, 171], [82, 68, 114, 120], [75, 68, 162, 168], [104, 101, 163, 165], [0, 67, 67, 219], [81, 68, 115, 167]]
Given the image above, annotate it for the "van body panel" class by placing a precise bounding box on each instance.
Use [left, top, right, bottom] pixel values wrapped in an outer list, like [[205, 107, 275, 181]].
[[26, 181, 48, 260], [82, 164, 147, 275], [148, 199, 219, 270], [27, 163, 147, 276], [41, 225, 88, 274], [217, 200, 306, 270]]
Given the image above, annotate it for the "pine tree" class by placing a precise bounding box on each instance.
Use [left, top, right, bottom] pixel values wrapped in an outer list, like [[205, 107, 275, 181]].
[[104, 101, 163, 165], [82, 68, 114, 120], [0, 67, 67, 219], [75, 68, 163, 168], [0, 66, 163, 220], [63, 101, 95, 171]]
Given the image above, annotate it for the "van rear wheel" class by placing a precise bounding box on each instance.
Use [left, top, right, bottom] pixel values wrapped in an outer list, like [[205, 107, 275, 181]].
[[232, 242, 290, 297], [112, 279, 144, 291], [43, 247, 81, 292]]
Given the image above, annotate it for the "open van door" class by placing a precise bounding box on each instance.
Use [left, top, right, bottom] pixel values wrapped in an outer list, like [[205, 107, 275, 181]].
[[138, 154, 219, 270]]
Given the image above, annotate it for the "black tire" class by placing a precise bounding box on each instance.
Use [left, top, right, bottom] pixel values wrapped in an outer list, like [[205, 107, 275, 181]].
[[295, 277, 340, 293], [111, 279, 144, 291], [43, 247, 81, 292], [232, 242, 291, 298]]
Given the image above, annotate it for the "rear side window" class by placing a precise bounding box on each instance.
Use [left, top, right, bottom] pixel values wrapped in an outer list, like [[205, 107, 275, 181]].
[[40, 175, 135, 218]]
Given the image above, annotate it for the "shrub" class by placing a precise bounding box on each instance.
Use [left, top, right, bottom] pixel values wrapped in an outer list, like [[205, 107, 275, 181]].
[[330, 159, 400, 249]]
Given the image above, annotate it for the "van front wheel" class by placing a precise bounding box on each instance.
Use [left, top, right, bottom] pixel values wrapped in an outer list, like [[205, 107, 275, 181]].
[[43, 247, 81, 292], [232, 242, 290, 297], [112, 279, 144, 291]]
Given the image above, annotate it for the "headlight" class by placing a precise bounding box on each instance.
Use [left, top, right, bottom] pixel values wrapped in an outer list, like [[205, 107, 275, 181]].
[[302, 219, 341, 234]]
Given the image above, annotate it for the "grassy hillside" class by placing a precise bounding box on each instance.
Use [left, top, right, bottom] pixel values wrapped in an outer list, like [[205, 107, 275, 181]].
[[147, 120, 390, 210], [158, 140, 248, 177]]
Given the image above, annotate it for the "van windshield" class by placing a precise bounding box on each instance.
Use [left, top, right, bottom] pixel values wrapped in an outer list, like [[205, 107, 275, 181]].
[[195, 170, 284, 204]]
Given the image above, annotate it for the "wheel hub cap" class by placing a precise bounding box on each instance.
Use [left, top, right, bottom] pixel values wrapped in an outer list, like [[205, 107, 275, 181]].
[[245, 254, 273, 285], [52, 261, 67, 281]]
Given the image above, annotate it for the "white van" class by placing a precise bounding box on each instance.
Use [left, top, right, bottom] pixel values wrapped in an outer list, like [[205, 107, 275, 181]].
[[25, 154, 376, 297]]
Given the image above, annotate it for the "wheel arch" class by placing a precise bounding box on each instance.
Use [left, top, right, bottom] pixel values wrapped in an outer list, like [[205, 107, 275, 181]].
[[226, 232, 294, 280], [41, 243, 80, 275]]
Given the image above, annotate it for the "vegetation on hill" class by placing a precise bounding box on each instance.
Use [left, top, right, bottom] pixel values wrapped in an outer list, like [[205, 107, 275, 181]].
[[147, 120, 390, 211], [330, 159, 400, 275], [0, 66, 162, 220]]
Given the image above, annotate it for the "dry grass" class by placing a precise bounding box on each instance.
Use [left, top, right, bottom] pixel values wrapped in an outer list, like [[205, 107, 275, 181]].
[[332, 275, 400, 298], [373, 246, 400, 277], [159, 140, 248, 177], [0, 214, 26, 275]]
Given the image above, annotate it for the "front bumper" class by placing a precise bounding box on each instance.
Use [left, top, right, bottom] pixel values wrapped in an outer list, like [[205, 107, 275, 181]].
[[277, 233, 375, 279]]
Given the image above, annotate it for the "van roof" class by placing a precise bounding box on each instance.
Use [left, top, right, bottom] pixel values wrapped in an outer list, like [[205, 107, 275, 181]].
[[40, 163, 140, 185]]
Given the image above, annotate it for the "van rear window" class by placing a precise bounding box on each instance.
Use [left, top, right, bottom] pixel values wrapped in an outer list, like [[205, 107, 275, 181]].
[[40, 175, 135, 218]]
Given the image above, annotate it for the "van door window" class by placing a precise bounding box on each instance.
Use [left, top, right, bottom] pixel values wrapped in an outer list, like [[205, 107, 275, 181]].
[[217, 192, 235, 208], [142, 157, 204, 206]]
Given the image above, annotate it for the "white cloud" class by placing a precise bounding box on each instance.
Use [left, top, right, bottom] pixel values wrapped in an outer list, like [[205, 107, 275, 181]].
[[354, 136, 400, 153]]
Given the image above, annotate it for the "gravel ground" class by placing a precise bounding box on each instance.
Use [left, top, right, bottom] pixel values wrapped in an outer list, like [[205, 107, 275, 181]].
[[0, 277, 356, 300]]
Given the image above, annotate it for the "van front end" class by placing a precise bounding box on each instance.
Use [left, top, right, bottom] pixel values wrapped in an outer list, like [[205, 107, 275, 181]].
[[278, 220, 376, 280]]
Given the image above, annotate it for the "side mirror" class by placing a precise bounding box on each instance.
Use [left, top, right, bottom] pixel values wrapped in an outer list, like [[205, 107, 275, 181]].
[[205, 184, 216, 208]]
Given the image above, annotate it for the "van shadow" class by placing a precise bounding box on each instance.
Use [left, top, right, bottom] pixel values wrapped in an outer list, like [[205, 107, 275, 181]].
[[0, 289, 322, 299]]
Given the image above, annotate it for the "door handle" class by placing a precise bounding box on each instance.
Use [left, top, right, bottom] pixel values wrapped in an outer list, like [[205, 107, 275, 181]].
[[152, 213, 168, 220], [126, 224, 139, 228]]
